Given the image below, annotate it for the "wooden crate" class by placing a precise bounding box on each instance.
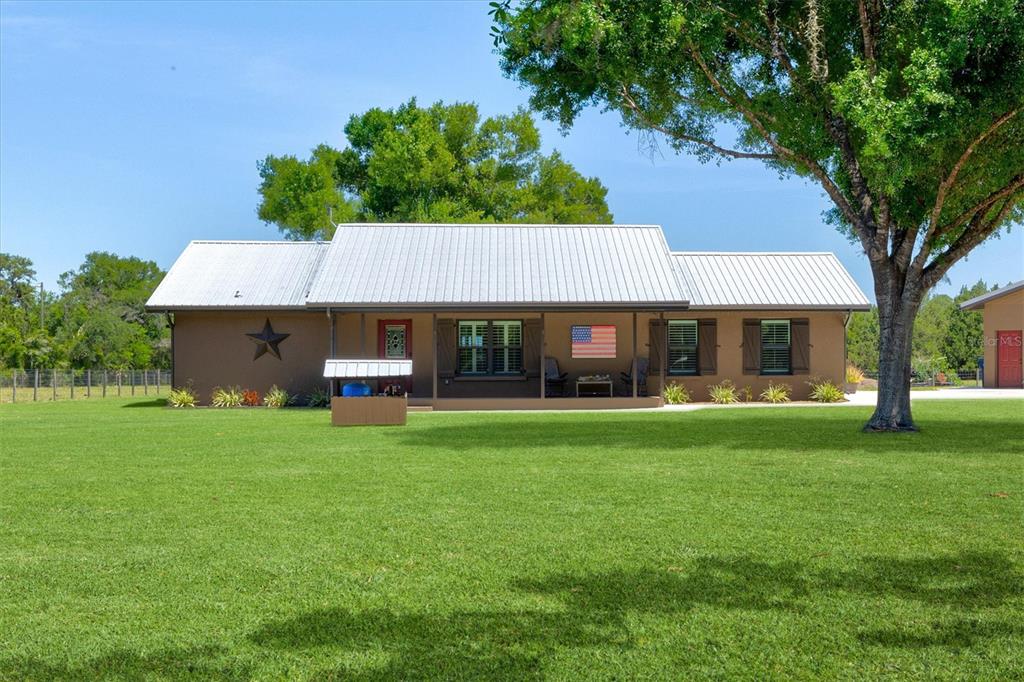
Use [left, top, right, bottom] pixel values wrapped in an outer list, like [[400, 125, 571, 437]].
[[330, 396, 407, 426]]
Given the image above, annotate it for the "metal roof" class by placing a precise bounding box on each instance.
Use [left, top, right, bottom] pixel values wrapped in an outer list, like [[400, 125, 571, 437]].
[[147, 228, 871, 312], [959, 280, 1024, 310], [672, 252, 870, 310], [146, 241, 328, 310], [305, 223, 689, 309], [323, 359, 413, 378]]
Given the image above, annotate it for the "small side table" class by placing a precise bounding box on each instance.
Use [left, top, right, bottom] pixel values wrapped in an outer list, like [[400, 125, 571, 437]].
[[576, 379, 613, 398]]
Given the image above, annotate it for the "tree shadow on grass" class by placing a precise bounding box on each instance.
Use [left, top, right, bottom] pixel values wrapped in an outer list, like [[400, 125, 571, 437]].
[[249, 551, 1022, 679], [120, 398, 167, 408], [0, 644, 248, 682], [392, 409, 1024, 456]]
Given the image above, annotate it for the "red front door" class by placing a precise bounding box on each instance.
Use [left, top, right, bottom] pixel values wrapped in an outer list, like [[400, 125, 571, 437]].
[[378, 320, 412, 393], [997, 330, 1023, 388]]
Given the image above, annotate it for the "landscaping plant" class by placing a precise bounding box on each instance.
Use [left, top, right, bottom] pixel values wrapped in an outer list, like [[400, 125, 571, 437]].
[[306, 386, 331, 408], [166, 384, 197, 408], [760, 382, 791, 404], [708, 380, 739, 405], [211, 386, 244, 408], [263, 385, 292, 408], [846, 366, 865, 386], [661, 382, 690, 405], [808, 379, 846, 403], [242, 390, 261, 407]]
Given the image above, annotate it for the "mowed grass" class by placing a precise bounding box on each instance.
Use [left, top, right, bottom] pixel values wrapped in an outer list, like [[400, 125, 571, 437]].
[[1, 400, 1022, 680]]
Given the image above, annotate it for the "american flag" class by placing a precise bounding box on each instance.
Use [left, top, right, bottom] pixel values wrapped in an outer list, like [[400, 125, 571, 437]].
[[571, 325, 617, 358]]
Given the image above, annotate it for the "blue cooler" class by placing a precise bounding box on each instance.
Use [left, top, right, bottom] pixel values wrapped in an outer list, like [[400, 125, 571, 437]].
[[342, 382, 372, 397]]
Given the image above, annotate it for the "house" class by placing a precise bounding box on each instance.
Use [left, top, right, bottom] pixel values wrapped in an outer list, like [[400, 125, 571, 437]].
[[959, 280, 1024, 388], [145, 223, 870, 407]]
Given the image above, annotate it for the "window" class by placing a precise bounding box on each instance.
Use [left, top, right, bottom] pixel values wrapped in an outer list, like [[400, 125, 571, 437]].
[[667, 320, 698, 375], [491, 321, 523, 374], [761, 320, 791, 374], [383, 324, 407, 359], [458, 320, 522, 375]]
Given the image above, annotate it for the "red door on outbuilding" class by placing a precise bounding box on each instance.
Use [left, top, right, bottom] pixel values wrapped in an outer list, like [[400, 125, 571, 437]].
[[997, 330, 1023, 388]]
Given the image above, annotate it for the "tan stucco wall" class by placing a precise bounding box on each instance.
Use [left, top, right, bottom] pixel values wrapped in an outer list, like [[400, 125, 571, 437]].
[[172, 308, 849, 403], [333, 309, 849, 401], [173, 311, 330, 404], [978, 288, 1024, 388]]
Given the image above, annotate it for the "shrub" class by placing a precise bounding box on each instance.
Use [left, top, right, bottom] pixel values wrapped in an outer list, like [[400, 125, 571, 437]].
[[241, 389, 261, 407], [760, 382, 791, 403], [708, 379, 739, 405], [306, 386, 331, 408], [662, 382, 691, 405], [740, 385, 754, 402], [211, 385, 243, 408], [264, 385, 292, 408], [808, 378, 845, 403], [845, 365, 865, 385], [167, 384, 197, 408]]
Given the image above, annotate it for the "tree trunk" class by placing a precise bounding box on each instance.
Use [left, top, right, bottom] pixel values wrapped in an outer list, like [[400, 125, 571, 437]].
[[866, 267, 923, 432]]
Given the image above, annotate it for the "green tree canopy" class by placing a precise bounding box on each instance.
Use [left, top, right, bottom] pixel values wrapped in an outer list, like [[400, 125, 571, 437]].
[[257, 99, 613, 239], [495, 0, 1023, 430], [55, 252, 168, 369]]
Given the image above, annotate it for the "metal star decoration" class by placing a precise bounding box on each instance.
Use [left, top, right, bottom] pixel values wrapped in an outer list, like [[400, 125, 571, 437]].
[[246, 318, 290, 361]]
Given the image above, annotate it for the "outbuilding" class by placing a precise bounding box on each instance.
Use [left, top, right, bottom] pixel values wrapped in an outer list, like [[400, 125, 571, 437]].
[[146, 223, 870, 407], [959, 280, 1024, 388]]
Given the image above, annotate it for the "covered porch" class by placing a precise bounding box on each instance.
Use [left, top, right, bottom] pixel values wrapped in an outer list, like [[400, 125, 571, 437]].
[[327, 309, 676, 410]]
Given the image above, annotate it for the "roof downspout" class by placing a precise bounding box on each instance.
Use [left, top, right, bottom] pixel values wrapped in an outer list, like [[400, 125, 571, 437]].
[[843, 310, 852, 372], [166, 312, 175, 389]]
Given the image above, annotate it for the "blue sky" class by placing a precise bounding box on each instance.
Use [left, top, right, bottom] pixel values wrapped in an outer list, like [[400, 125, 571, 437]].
[[1, 0, 1021, 297]]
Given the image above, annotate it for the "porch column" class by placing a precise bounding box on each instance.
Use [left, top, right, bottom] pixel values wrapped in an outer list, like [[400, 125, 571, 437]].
[[659, 311, 666, 399], [539, 312, 546, 399], [432, 313, 438, 401], [360, 313, 366, 357], [329, 309, 336, 355], [632, 312, 638, 398], [327, 307, 336, 397]]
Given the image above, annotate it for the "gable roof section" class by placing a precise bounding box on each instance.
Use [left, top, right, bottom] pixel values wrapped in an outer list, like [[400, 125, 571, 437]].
[[959, 280, 1024, 310], [305, 223, 690, 309], [673, 252, 870, 310], [147, 241, 328, 310]]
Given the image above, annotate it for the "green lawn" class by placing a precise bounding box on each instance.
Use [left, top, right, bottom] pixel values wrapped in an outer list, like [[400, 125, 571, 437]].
[[1, 400, 1022, 680]]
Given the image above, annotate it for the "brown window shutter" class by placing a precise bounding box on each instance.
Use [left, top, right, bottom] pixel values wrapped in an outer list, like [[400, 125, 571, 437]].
[[648, 319, 665, 372], [742, 319, 760, 375], [698, 319, 717, 375], [791, 318, 810, 374], [437, 319, 457, 378], [522, 318, 543, 378]]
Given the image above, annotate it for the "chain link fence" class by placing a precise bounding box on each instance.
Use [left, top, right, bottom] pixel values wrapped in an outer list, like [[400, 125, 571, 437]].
[[0, 369, 172, 403]]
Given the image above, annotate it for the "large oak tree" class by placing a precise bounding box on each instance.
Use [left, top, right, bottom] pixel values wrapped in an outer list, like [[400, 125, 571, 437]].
[[257, 99, 612, 239], [495, 0, 1023, 430]]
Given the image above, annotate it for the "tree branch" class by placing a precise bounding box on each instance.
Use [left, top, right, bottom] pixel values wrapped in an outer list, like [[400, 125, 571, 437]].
[[684, 41, 874, 256], [934, 172, 1024, 240], [857, 0, 879, 74], [618, 85, 777, 160], [922, 191, 1022, 288], [927, 108, 1019, 238]]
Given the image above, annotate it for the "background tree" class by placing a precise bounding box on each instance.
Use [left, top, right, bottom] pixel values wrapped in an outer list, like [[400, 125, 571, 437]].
[[0, 253, 59, 368], [496, 0, 1023, 430], [846, 279, 990, 380], [55, 252, 169, 369], [943, 280, 990, 371], [846, 308, 880, 374], [258, 99, 612, 239]]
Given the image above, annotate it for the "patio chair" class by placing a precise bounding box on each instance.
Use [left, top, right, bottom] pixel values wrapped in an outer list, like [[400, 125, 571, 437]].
[[545, 357, 569, 397], [620, 357, 649, 396]]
